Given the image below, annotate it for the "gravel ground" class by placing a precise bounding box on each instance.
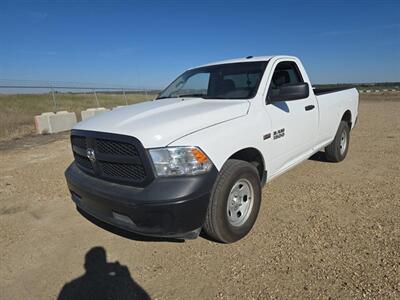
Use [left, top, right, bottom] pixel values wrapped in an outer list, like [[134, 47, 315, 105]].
[[0, 95, 399, 299]]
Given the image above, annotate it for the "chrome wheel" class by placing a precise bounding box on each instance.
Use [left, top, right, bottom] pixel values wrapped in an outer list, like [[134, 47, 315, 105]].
[[226, 178, 254, 227], [340, 130, 347, 155]]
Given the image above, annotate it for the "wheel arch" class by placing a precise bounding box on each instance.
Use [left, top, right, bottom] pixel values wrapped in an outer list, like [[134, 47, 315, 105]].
[[227, 147, 266, 184], [341, 110, 352, 129]]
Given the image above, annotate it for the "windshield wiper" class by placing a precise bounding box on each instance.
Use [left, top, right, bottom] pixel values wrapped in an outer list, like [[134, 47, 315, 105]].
[[177, 93, 207, 98], [202, 96, 227, 99], [156, 94, 206, 99]]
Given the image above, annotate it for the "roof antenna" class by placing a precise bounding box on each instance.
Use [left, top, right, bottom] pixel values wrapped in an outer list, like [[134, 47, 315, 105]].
[[246, 55, 253, 59]]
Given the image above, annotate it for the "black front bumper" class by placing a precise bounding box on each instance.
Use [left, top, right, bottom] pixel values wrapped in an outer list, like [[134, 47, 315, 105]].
[[65, 163, 217, 239]]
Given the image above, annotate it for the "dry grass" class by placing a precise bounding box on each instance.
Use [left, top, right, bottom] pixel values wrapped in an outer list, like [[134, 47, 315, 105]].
[[0, 92, 157, 140], [358, 92, 400, 101]]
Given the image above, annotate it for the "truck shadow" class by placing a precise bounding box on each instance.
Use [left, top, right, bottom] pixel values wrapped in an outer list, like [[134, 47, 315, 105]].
[[58, 247, 150, 300], [78, 207, 184, 243], [308, 151, 330, 163]]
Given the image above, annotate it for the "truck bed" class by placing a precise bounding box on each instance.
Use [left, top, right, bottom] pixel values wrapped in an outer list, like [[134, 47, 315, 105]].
[[313, 87, 354, 96]]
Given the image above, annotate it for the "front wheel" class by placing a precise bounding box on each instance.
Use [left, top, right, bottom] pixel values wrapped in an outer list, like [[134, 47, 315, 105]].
[[203, 159, 261, 243], [325, 121, 350, 162]]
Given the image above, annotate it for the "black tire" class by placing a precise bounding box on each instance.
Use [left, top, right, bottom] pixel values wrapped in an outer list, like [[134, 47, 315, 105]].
[[203, 159, 261, 243], [325, 121, 350, 162]]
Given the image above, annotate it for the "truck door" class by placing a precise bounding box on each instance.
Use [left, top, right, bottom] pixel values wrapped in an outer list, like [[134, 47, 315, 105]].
[[264, 60, 318, 175]]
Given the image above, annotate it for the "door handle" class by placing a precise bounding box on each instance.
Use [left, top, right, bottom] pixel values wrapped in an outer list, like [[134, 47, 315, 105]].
[[305, 105, 315, 111]]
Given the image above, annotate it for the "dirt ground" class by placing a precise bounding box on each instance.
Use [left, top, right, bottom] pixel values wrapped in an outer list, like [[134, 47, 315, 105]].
[[0, 95, 399, 299]]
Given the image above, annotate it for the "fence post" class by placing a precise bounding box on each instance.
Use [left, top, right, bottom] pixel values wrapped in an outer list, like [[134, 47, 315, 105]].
[[50, 86, 57, 112], [144, 88, 148, 98], [93, 89, 99, 107], [123, 89, 128, 105]]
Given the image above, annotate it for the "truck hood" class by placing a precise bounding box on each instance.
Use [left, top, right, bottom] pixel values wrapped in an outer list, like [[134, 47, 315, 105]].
[[74, 98, 250, 148]]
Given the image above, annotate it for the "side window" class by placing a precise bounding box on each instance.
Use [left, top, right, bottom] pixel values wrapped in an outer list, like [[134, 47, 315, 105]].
[[270, 61, 303, 89], [267, 61, 306, 102]]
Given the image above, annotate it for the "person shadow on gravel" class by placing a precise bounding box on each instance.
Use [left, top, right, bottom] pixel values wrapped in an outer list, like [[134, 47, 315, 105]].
[[58, 246, 150, 300]]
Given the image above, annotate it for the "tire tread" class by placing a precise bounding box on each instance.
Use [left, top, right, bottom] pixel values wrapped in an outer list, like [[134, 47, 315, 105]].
[[325, 121, 350, 162], [203, 159, 260, 243]]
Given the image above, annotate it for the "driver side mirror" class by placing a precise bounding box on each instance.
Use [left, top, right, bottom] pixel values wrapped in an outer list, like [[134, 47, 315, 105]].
[[267, 82, 309, 104]]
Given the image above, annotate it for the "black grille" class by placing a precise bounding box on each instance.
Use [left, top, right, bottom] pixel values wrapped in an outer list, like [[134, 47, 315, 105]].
[[74, 153, 93, 170], [96, 139, 139, 156], [70, 131, 153, 186], [71, 136, 86, 149], [101, 162, 146, 180]]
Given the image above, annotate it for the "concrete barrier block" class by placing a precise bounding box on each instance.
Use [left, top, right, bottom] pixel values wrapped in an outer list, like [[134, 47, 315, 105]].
[[81, 107, 110, 120], [34, 111, 77, 134], [48, 111, 77, 133], [34, 112, 55, 134]]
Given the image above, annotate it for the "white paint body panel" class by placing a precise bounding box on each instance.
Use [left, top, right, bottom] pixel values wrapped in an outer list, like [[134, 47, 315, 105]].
[[315, 88, 359, 143], [74, 97, 250, 148], [73, 55, 359, 180], [261, 57, 319, 173]]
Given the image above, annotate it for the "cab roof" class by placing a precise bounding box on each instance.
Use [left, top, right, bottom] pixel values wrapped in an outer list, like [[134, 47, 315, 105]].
[[193, 55, 296, 69]]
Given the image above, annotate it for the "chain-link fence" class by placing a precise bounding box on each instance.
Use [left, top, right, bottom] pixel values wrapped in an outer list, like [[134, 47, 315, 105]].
[[0, 82, 160, 140]]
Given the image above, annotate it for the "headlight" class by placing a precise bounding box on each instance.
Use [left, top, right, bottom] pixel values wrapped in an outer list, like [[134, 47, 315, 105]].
[[148, 146, 213, 176]]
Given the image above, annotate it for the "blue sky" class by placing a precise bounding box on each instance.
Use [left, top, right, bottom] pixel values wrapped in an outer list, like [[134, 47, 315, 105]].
[[0, 0, 399, 88]]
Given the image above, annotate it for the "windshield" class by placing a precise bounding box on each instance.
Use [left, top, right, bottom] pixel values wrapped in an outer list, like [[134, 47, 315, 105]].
[[157, 61, 268, 100]]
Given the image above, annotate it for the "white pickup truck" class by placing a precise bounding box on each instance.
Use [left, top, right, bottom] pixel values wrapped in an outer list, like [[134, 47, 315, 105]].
[[65, 55, 359, 243]]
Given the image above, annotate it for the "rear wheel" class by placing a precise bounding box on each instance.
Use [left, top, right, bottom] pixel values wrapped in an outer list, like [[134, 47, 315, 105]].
[[203, 159, 261, 243], [325, 121, 350, 162]]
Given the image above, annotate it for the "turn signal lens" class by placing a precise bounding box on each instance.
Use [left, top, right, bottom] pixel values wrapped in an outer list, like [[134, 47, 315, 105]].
[[191, 148, 209, 164]]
